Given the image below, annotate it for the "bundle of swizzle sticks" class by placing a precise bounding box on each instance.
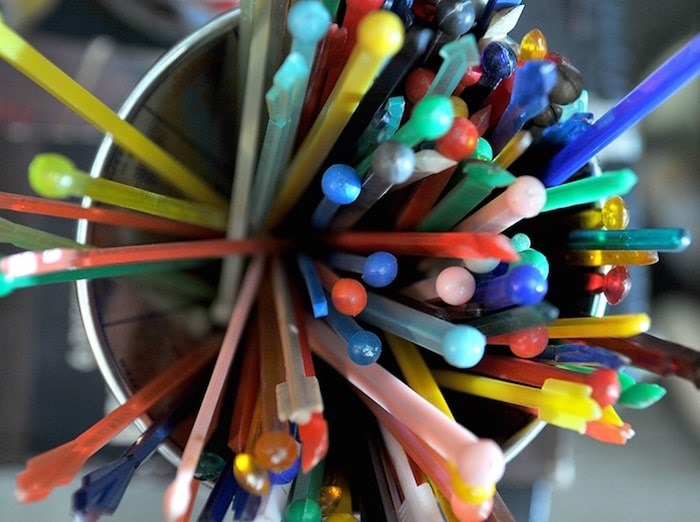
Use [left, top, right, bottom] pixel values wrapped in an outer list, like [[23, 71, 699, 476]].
[[0, 1, 698, 521]]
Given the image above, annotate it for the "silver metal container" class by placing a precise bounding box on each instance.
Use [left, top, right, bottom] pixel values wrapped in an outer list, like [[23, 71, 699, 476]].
[[77, 8, 550, 469]]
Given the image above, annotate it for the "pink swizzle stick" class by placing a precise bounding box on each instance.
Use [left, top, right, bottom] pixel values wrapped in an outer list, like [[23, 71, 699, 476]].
[[305, 318, 506, 489], [163, 255, 265, 522], [454, 175, 546, 234]]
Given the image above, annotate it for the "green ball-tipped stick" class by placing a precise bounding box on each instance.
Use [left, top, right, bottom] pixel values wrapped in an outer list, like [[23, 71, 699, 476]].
[[29, 154, 228, 232], [542, 168, 638, 213], [355, 95, 455, 177]]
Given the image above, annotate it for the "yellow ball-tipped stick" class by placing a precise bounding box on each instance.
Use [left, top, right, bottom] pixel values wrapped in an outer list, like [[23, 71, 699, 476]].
[[265, 11, 405, 228], [29, 154, 228, 232], [0, 17, 227, 209]]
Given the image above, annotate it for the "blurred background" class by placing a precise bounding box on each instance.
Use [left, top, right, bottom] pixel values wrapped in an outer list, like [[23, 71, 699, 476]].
[[0, 1, 698, 520]]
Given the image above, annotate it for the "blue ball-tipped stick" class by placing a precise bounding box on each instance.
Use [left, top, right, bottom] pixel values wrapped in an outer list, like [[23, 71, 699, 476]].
[[359, 291, 486, 368], [311, 164, 362, 230], [326, 251, 398, 288], [324, 295, 382, 365], [471, 264, 548, 310]]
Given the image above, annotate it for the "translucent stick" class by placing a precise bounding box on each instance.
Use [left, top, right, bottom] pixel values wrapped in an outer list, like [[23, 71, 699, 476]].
[[540, 343, 630, 370], [306, 318, 505, 488], [29, 154, 228, 231], [393, 165, 458, 230], [540, 34, 700, 187], [72, 401, 192, 519], [384, 333, 495, 509], [231, 0, 278, 230], [397, 149, 457, 188], [324, 231, 519, 261], [359, 392, 493, 521], [433, 371, 602, 433], [0, 237, 283, 279], [568, 228, 690, 252], [324, 293, 382, 365], [492, 130, 533, 168], [461, 302, 559, 337], [14, 335, 220, 502], [359, 291, 486, 368], [547, 314, 651, 338], [488, 60, 557, 153], [416, 162, 516, 232], [354, 95, 454, 177], [541, 169, 637, 213], [271, 259, 324, 425], [563, 249, 659, 267], [226, 341, 271, 498], [0, 216, 85, 250], [453, 175, 546, 233], [283, 459, 325, 521], [266, 11, 405, 228], [378, 426, 444, 522], [233, 395, 270, 496], [0, 260, 199, 298], [325, 27, 432, 166], [249, 54, 311, 233], [255, 287, 299, 474], [329, 141, 416, 231], [227, 332, 261, 455], [289, 279, 330, 473], [472, 355, 621, 408], [0, 190, 219, 238], [0, 17, 226, 208], [585, 333, 700, 388], [214, 0, 285, 323], [296, 253, 329, 318], [385, 331, 454, 414], [163, 255, 265, 522], [424, 34, 480, 98]]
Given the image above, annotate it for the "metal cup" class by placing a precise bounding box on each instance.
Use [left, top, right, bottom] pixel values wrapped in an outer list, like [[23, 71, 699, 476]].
[[78, 8, 556, 469]]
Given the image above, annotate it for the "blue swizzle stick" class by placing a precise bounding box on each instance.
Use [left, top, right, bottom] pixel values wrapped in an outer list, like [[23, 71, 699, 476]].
[[540, 34, 700, 187], [72, 402, 191, 520]]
